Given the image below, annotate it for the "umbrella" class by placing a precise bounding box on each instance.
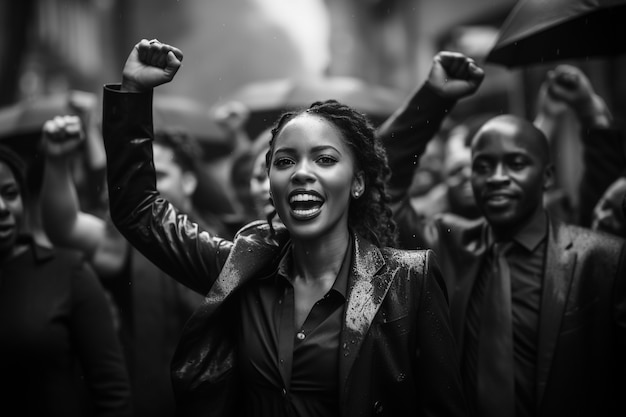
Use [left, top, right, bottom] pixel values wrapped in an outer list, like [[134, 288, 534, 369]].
[[0, 93, 89, 187], [0, 92, 84, 140], [0, 92, 234, 159], [221, 76, 405, 139], [486, 0, 626, 67]]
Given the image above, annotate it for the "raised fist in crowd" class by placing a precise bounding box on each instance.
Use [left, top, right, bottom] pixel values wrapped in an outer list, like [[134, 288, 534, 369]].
[[121, 38, 184, 92], [426, 51, 485, 100], [42, 115, 84, 158]]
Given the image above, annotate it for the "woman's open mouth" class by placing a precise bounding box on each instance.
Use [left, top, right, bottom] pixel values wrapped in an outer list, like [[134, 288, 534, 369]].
[[289, 192, 324, 220]]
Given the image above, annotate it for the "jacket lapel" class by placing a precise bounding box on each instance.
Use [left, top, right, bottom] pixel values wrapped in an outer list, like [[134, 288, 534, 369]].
[[448, 223, 490, 351], [536, 220, 576, 408], [339, 234, 391, 392], [196, 221, 289, 319], [172, 222, 289, 392]]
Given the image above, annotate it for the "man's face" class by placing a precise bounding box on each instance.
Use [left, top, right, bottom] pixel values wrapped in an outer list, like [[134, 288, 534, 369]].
[[0, 161, 24, 257], [592, 177, 626, 237], [249, 149, 273, 219], [471, 119, 551, 232], [410, 137, 444, 197], [153, 143, 195, 209], [444, 127, 476, 217]]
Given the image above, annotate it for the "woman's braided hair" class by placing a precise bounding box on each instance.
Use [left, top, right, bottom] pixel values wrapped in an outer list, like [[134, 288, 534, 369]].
[[264, 99, 397, 248]]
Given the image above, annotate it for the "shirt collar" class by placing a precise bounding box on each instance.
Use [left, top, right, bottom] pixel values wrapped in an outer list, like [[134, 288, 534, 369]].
[[488, 210, 548, 253], [2, 234, 54, 264]]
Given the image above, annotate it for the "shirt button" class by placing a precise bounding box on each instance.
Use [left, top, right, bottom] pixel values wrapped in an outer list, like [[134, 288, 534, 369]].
[[296, 332, 306, 340]]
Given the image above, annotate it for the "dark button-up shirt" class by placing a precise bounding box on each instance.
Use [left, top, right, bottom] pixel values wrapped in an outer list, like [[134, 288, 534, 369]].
[[463, 212, 547, 417], [238, 239, 351, 417]]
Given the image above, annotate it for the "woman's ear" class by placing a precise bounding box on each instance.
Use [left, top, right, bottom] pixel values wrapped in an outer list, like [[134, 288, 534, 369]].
[[351, 171, 365, 199]]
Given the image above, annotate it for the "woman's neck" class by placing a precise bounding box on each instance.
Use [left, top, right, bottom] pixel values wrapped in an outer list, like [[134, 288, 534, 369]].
[[290, 228, 350, 283]]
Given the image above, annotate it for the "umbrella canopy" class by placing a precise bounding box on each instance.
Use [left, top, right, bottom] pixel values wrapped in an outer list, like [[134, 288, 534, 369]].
[[0, 92, 234, 159], [0, 93, 83, 140], [222, 76, 405, 139], [486, 0, 626, 67], [0, 93, 89, 188]]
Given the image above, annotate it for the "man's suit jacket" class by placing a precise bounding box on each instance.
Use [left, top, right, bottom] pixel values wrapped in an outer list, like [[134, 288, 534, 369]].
[[101, 84, 469, 417], [378, 83, 626, 415], [393, 204, 626, 416]]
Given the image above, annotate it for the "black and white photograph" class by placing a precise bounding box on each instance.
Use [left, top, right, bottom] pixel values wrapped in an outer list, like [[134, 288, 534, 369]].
[[1, 1, 625, 416]]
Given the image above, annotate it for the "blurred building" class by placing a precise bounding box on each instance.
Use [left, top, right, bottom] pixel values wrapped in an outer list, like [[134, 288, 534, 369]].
[[1, 0, 625, 209]]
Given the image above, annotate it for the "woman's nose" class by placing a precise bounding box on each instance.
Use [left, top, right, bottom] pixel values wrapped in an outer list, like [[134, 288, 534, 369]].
[[291, 161, 315, 183]]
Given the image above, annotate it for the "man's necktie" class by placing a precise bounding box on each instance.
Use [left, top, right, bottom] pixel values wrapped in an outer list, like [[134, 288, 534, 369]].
[[476, 241, 516, 417]]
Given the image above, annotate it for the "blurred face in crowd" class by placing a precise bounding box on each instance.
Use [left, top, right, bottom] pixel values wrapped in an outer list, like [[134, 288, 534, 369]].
[[0, 161, 24, 259], [250, 148, 273, 219], [153, 143, 197, 211], [444, 125, 479, 218], [268, 114, 362, 243], [471, 115, 553, 234], [410, 136, 444, 197], [592, 177, 626, 237]]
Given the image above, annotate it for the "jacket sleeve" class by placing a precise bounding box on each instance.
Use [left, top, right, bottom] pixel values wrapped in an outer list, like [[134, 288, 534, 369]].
[[376, 83, 456, 204], [376, 84, 456, 251], [102, 84, 231, 295], [414, 249, 469, 417]]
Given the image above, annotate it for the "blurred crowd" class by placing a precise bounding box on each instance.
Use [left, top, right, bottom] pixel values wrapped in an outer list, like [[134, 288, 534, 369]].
[[0, 29, 625, 417]]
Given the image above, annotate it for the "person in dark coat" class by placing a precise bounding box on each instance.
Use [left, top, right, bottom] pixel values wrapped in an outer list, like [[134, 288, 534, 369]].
[[0, 145, 132, 417], [40, 115, 230, 417], [100, 38, 474, 417], [380, 59, 626, 415]]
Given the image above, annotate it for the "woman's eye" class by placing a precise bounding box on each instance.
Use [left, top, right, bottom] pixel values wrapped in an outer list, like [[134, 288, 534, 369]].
[[273, 158, 293, 168], [316, 155, 337, 165]]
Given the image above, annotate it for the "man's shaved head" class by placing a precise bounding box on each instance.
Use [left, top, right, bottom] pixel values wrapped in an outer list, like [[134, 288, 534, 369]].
[[471, 114, 550, 166]]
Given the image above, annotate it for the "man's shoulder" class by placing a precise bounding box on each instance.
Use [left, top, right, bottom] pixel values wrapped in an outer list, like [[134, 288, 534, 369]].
[[554, 221, 625, 253]]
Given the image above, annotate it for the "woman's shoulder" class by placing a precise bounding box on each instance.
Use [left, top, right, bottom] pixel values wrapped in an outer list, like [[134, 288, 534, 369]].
[[379, 246, 432, 271], [235, 220, 290, 243]]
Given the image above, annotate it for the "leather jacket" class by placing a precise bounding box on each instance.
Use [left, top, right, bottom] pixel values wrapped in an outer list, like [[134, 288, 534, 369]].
[[102, 84, 469, 417]]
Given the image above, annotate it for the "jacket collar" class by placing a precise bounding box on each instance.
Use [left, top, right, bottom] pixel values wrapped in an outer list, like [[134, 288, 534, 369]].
[[211, 222, 391, 380], [177, 223, 393, 394], [173, 222, 393, 399], [1, 234, 55, 265]]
